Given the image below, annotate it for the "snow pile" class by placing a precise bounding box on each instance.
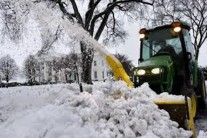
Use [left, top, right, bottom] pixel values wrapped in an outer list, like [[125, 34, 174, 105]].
[[0, 82, 192, 138], [198, 130, 207, 138]]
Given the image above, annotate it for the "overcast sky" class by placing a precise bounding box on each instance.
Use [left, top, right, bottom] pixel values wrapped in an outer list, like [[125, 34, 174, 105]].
[[114, 21, 141, 66]]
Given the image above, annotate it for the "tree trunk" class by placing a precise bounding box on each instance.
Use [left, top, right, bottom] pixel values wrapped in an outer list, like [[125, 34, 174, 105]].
[[195, 48, 199, 61], [80, 41, 94, 84], [5, 75, 9, 88], [65, 73, 68, 83], [29, 76, 32, 83], [6, 75, 9, 83]]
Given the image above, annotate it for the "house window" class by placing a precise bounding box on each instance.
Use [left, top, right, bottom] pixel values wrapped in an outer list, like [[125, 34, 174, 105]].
[[107, 71, 112, 76], [102, 71, 104, 79], [94, 60, 97, 66], [94, 71, 97, 79]]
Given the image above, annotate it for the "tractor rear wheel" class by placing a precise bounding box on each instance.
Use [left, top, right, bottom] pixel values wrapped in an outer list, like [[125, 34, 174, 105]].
[[180, 82, 198, 118], [196, 70, 206, 109]]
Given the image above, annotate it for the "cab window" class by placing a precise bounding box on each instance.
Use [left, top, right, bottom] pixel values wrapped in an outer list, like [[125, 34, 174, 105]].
[[183, 29, 195, 58]]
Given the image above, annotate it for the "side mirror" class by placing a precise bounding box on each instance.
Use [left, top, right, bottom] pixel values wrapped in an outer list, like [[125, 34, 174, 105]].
[[186, 52, 192, 61], [138, 58, 143, 63]]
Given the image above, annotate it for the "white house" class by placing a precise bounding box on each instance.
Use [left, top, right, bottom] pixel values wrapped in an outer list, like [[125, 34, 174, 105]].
[[34, 53, 82, 83], [91, 52, 111, 81], [29, 51, 111, 83]]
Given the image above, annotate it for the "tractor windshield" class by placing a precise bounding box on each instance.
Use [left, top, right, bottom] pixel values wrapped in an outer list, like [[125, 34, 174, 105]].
[[141, 28, 182, 61]]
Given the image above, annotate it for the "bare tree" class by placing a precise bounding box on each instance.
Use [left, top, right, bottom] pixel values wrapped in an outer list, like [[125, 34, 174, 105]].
[[41, 0, 154, 84], [150, 0, 207, 60], [24, 55, 39, 84], [0, 55, 19, 83], [0, 1, 29, 42], [58, 53, 82, 83], [52, 58, 61, 83], [68, 52, 82, 83], [37, 25, 62, 55], [115, 53, 134, 76]]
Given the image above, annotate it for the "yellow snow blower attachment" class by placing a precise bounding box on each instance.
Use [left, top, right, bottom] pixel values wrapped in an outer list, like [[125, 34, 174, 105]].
[[105, 55, 134, 88], [89, 38, 134, 88], [154, 95, 197, 138]]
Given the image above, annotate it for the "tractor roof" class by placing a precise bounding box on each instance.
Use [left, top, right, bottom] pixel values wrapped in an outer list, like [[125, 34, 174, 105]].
[[141, 21, 190, 32]]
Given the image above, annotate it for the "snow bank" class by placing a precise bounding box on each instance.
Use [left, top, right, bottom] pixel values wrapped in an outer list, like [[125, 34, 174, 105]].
[[0, 82, 192, 138], [198, 130, 207, 138]]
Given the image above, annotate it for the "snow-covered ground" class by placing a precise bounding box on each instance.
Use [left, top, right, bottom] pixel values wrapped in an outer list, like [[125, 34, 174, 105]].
[[196, 106, 207, 138], [0, 81, 206, 138], [195, 81, 207, 138]]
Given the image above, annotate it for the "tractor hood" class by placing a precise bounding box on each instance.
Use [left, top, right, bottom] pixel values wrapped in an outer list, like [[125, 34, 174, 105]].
[[138, 55, 173, 68], [134, 55, 175, 92], [133, 55, 175, 93]]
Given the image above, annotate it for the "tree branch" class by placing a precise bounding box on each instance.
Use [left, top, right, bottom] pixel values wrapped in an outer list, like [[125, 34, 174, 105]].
[[70, 0, 84, 26], [56, 0, 74, 21], [92, 0, 153, 40], [85, 0, 101, 30]]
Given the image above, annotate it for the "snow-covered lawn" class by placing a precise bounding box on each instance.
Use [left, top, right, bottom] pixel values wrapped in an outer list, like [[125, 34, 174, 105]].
[[0, 81, 205, 138]]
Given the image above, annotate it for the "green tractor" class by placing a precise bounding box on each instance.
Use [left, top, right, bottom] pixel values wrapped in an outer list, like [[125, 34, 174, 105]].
[[92, 20, 206, 137], [133, 21, 206, 137]]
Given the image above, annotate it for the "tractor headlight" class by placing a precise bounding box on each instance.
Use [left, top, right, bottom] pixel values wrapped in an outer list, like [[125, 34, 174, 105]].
[[137, 69, 146, 75], [151, 68, 161, 74], [173, 26, 181, 32], [140, 34, 145, 39]]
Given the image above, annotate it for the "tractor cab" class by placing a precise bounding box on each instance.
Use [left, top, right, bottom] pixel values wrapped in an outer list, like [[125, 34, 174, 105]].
[[133, 21, 197, 94]]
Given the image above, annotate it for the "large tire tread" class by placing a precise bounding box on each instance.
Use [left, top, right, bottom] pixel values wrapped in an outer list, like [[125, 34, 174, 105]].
[[196, 69, 206, 109]]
